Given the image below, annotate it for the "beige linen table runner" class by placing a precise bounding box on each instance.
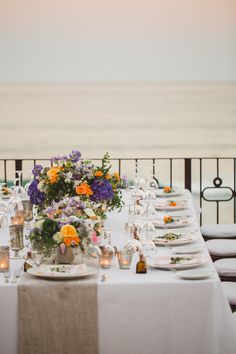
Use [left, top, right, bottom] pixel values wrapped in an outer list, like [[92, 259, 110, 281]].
[[18, 273, 98, 354]]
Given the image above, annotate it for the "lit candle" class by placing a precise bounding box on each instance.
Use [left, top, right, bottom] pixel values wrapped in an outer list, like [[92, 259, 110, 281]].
[[0, 246, 10, 272], [100, 249, 113, 269], [11, 216, 24, 225], [11, 211, 25, 225]]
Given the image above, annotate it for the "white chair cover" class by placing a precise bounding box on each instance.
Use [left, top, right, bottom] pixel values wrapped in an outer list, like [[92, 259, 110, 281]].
[[201, 224, 236, 238], [206, 240, 236, 256], [214, 258, 236, 277]]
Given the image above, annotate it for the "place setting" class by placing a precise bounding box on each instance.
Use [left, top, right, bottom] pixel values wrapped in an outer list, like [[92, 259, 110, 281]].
[[155, 186, 187, 198], [153, 199, 190, 211], [152, 215, 196, 229], [147, 254, 210, 271], [152, 229, 198, 246]]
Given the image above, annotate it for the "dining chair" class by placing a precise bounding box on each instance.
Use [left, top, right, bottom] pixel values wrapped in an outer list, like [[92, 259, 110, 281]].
[[205, 239, 236, 262], [201, 224, 236, 242], [221, 282, 236, 312], [214, 258, 236, 282]]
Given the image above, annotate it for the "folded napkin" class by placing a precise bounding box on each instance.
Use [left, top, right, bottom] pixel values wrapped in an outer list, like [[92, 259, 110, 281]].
[[18, 272, 98, 354]]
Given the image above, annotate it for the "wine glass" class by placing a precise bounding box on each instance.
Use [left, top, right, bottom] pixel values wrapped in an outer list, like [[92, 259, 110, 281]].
[[14, 173, 27, 200], [8, 186, 24, 217], [140, 221, 156, 251], [0, 211, 8, 230], [147, 176, 159, 190]]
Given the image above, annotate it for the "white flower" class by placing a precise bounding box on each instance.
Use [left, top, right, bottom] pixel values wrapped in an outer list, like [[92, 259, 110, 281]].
[[34, 219, 44, 228], [37, 181, 45, 192], [65, 172, 73, 183], [53, 232, 64, 244], [84, 208, 96, 218]]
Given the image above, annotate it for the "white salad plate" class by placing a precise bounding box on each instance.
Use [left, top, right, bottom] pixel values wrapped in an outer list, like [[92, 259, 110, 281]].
[[27, 264, 98, 280], [171, 245, 204, 254], [155, 189, 185, 198], [153, 232, 197, 246], [176, 268, 215, 280], [153, 217, 195, 229], [148, 255, 209, 270]]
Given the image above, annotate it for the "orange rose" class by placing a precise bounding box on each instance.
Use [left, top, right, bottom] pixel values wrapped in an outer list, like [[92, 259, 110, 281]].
[[76, 182, 93, 196], [60, 224, 78, 238], [95, 170, 103, 177], [47, 167, 62, 184], [105, 173, 111, 179], [63, 236, 80, 246], [113, 172, 120, 180]]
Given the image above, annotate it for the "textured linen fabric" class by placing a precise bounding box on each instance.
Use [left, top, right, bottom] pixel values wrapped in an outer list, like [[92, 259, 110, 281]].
[[18, 273, 98, 354], [201, 224, 236, 238], [206, 239, 236, 256], [214, 258, 236, 277]]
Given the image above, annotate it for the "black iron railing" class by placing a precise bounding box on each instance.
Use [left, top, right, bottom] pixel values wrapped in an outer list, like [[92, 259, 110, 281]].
[[1, 157, 236, 226]]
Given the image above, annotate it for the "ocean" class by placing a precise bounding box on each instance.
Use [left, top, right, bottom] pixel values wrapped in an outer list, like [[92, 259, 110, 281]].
[[0, 82, 236, 160], [0, 82, 236, 224]]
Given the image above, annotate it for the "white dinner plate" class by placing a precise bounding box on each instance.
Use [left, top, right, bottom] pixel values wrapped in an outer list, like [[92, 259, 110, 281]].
[[154, 201, 188, 211], [27, 264, 98, 280], [153, 217, 195, 229], [155, 189, 185, 198], [176, 268, 215, 280], [148, 255, 209, 270], [171, 245, 204, 254], [153, 232, 197, 246]]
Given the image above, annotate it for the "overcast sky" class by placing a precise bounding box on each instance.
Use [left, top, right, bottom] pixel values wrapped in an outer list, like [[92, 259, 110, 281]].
[[0, 0, 236, 82]]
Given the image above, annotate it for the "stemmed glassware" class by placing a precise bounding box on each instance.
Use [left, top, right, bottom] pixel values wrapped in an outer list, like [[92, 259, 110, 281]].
[[8, 186, 24, 217], [0, 183, 10, 231], [9, 224, 24, 258], [22, 200, 34, 229]]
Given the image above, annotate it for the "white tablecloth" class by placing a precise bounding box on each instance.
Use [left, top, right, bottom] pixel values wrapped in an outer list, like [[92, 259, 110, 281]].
[[0, 190, 235, 354]]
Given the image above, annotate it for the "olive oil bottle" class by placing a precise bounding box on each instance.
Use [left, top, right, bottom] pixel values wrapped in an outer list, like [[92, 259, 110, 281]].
[[136, 253, 147, 274]]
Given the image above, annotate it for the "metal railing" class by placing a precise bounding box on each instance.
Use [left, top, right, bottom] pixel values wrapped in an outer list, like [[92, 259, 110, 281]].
[[1, 157, 236, 226]]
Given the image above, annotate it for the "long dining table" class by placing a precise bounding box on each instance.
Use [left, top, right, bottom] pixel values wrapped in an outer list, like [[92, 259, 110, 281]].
[[0, 190, 235, 354]]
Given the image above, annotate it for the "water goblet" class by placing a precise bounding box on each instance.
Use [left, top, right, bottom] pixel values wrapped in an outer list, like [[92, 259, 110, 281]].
[[8, 187, 24, 216]]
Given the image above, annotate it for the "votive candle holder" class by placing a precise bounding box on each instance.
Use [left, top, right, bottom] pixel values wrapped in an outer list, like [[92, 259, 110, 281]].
[[117, 250, 133, 269], [100, 249, 113, 269], [0, 246, 10, 272]]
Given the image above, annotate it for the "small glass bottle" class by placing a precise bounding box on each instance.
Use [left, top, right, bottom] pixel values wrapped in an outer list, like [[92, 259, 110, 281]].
[[23, 251, 33, 272], [136, 253, 147, 274]]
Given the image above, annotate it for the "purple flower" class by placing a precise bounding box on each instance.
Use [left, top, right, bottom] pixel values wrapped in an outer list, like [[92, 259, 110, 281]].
[[91, 179, 114, 202], [69, 150, 81, 163], [50, 155, 61, 163], [32, 164, 43, 177], [27, 179, 45, 205], [50, 155, 68, 163]]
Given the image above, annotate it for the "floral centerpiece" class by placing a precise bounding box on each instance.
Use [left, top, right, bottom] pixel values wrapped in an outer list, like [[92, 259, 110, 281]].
[[27, 150, 123, 258]]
